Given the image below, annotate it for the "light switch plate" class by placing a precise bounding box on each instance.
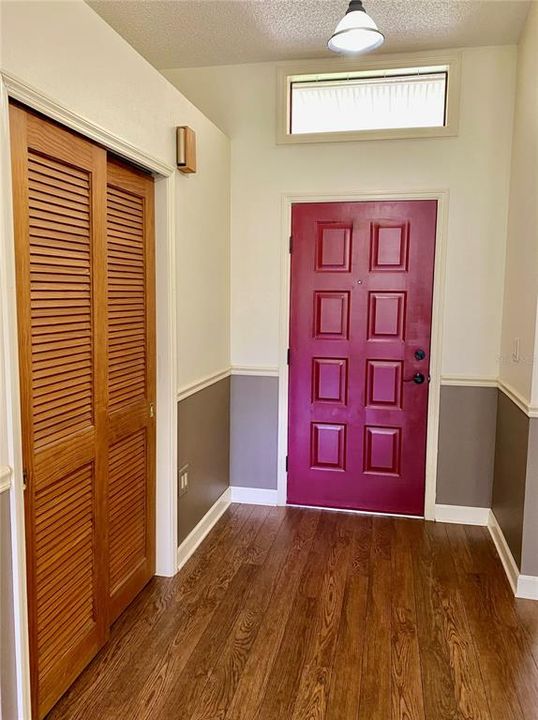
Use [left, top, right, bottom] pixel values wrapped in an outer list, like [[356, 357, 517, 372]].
[[178, 464, 189, 497]]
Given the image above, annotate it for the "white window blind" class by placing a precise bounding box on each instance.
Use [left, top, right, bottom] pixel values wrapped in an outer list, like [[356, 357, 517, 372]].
[[290, 71, 447, 135]]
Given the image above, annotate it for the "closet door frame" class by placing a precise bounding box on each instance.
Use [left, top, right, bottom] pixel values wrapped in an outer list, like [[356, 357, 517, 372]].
[[0, 75, 179, 720]]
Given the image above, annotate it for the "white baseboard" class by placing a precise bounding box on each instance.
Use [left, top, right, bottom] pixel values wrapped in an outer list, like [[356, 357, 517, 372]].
[[176, 487, 231, 572], [488, 509, 538, 600], [487, 509, 519, 594], [434, 504, 490, 526], [517, 575, 538, 600], [230, 486, 279, 506]]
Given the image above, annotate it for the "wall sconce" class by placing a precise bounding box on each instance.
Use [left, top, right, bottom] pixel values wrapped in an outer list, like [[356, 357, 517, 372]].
[[176, 126, 197, 174]]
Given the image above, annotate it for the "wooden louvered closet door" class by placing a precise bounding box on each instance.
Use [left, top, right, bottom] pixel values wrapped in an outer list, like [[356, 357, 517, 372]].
[[10, 104, 108, 719], [106, 159, 155, 623], [10, 105, 156, 719]]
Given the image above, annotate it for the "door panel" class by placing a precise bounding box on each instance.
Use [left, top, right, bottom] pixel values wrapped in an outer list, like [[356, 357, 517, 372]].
[[11, 105, 156, 719], [106, 160, 155, 623], [10, 104, 108, 719], [288, 201, 437, 516]]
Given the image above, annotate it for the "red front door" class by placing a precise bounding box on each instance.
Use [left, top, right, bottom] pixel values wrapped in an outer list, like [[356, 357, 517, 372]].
[[287, 201, 437, 516]]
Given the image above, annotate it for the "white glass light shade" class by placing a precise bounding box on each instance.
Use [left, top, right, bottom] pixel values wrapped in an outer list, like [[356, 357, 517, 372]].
[[328, 3, 384, 55]]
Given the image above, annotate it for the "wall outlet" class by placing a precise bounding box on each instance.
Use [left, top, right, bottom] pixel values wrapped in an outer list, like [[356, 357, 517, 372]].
[[178, 464, 189, 497]]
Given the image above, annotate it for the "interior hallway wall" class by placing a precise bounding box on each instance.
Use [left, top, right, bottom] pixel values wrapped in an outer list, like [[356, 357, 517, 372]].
[[0, 1, 231, 714], [166, 45, 517, 500], [494, 2, 538, 573]]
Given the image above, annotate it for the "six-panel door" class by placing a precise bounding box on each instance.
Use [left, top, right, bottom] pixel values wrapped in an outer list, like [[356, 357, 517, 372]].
[[288, 201, 437, 515]]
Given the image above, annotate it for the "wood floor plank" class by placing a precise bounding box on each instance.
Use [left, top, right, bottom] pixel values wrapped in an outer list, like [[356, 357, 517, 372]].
[[349, 513, 373, 577], [256, 511, 339, 720], [514, 599, 538, 671], [449, 523, 538, 720], [407, 520, 462, 720], [244, 505, 286, 565], [424, 522, 490, 720], [121, 505, 272, 720], [391, 519, 426, 720], [324, 517, 371, 720], [154, 562, 258, 719], [289, 513, 354, 720], [46, 503, 255, 720], [445, 522, 524, 720], [223, 508, 320, 720], [357, 516, 393, 720], [187, 508, 307, 720], [45, 506, 538, 720]]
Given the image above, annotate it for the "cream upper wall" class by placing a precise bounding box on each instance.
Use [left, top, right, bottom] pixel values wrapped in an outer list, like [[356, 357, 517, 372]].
[[0, 0, 231, 391], [165, 45, 516, 378], [498, 2, 538, 405], [0, 1, 230, 714]]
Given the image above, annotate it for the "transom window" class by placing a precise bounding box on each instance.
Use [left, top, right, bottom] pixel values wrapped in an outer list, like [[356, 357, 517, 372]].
[[278, 55, 461, 144], [291, 68, 447, 135]]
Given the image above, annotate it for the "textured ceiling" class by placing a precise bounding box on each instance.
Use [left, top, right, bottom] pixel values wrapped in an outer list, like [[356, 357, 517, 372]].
[[87, 0, 531, 69]]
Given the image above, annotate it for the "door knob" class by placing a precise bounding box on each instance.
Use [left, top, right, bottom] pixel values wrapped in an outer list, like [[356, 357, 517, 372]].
[[404, 372, 426, 384], [414, 349, 426, 361]]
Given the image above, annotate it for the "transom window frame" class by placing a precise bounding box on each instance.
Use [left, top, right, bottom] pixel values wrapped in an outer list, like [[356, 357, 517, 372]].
[[276, 51, 462, 145]]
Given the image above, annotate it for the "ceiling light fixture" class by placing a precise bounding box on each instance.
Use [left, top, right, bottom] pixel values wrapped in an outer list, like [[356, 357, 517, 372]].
[[328, 0, 384, 55]]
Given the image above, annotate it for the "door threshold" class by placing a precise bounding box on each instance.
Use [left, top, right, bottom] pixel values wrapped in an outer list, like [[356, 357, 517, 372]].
[[287, 502, 424, 521]]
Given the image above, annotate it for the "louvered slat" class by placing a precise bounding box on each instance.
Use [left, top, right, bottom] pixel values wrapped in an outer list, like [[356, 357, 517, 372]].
[[27, 152, 93, 452], [34, 463, 95, 675], [108, 431, 147, 592], [106, 185, 146, 412]]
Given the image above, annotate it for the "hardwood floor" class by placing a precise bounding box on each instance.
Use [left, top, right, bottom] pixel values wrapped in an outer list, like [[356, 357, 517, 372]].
[[47, 504, 538, 720]]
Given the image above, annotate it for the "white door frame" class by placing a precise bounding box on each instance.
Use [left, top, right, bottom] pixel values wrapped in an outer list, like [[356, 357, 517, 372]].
[[277, 190, 449, 520], [0, 73, 179, 719]]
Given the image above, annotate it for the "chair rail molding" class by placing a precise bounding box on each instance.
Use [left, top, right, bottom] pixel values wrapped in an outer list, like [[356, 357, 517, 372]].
[[0, 465, 12, 493], [231, 365, 279, 377], [440, 374, 498, 387], [177, 368, 232, 402], [440, 375, 538, 417], [497, 378, 538, 418]]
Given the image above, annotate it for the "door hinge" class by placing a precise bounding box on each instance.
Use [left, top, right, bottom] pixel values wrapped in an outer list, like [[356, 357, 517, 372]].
[[22, 469, 28, 491], [289, 235, 293, 254], [149, 402, 155, 418], [285, 455, 289, 472], [287, 348, 291, 365]]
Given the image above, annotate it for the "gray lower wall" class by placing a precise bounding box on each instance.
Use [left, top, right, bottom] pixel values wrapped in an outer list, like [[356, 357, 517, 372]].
[[231, 376, 500, 509], [177, 376, 230, 544], [230, 375, 279, 489], [491, 390, 529, 569], [436, 386, 498, 508], [522, 419, 538, 576], [1, 491, 17, 720]]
